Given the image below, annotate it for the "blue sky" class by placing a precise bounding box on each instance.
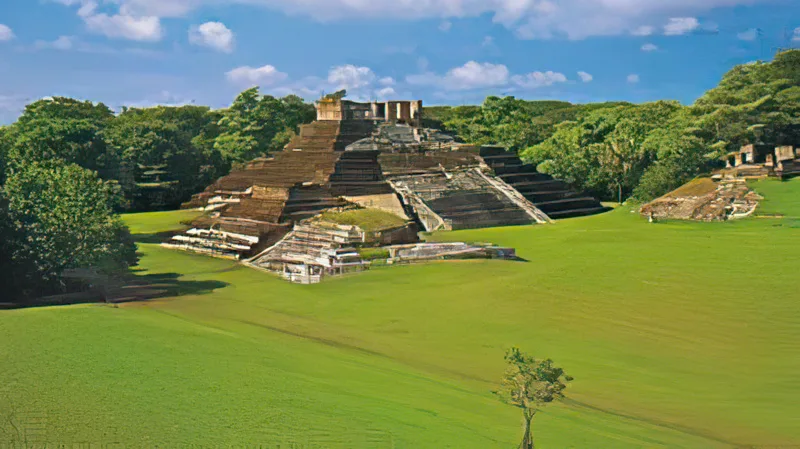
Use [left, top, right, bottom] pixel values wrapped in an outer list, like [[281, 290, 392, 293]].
[[1, 0, 799, 123]]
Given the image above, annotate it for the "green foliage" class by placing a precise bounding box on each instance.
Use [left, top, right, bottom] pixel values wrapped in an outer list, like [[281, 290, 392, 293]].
[[214, 88, 315, 164], [525, 101, 684, 200], [2, 160, 137, 299], [104, 106, 225, 211], [693, 50, 800, 153], [430, 97, 628, 151], [323, 89, 347, 101], [497, 347, 572, 448], [317, 208, 407, 232], [1, 90, 316, 212], [17, 97, 114, 126], [8, 118, 114, 177]]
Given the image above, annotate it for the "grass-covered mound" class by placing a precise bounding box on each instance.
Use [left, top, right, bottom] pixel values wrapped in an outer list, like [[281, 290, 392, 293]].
[[317, 208, 408, 232], [1, 179, 798, 447]]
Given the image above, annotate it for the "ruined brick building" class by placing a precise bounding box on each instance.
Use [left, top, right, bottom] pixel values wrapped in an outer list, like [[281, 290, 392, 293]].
[[168, 98, 608, 260]]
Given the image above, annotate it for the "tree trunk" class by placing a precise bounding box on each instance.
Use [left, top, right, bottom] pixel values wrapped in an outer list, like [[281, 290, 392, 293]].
[[519, 415, 534, 449]]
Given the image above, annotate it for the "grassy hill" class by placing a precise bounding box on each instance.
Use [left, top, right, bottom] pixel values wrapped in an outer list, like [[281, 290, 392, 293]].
[[1, 179, 798, 447]]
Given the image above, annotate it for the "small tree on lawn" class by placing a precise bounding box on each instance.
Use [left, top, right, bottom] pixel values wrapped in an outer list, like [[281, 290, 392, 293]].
[[496, 347, 572, 449]]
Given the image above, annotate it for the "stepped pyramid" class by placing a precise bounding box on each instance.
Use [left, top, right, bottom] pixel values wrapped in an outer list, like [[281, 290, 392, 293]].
[[170, 100, 609, 259]]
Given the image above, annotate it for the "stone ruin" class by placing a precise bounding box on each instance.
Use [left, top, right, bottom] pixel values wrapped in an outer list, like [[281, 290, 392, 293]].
[[722, 143, 800, 179], [640, 177, 762, 222], [641, 142, 799, 222], [165, 98, 608, 282]]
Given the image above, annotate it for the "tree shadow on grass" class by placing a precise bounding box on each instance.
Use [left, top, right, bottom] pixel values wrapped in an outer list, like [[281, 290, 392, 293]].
[[132, 231, 177, 244], [127, 272, 229, 300]]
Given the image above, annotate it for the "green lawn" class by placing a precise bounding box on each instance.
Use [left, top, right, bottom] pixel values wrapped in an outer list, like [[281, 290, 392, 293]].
[[317, 208, 408, 231], [1, 179, 799, 447]]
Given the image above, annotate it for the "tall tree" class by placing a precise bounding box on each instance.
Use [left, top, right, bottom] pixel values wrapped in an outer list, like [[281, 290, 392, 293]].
[[214, 88, 315, 165], [2, 160, 137, 298], [496, 348, 572, 449]]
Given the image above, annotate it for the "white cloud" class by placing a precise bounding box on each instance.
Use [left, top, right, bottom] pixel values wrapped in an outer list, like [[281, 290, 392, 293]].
[[34, 36, 76, 50], [226, 65, 288, 86], [577, 71, 593, 83], [52, 0, 774, 41], [641, 43, 658, 52], [631, 25, 654, 36], [379, 77, 396, 86], [627, 74, 640, 84], [482, 36, 494, 47], [737, 28, 758, 41], [511, 71, 567, 89], [189, 21, 235, 52], [792, 27, 800, 42], [445, 61, 510, 90], [0, 24, 15, 42], [77, 1, 162, 42], [407, 61, 568, 92], [664, 17, 699, 36], [376, 86, 396, 99], [328, 65, 376, 90], [439, 20, 452, 32]]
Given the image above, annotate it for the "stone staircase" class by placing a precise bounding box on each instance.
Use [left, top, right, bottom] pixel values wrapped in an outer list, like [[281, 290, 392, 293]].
[[388, 170, 540, 231], [478, 146, 609, 219]]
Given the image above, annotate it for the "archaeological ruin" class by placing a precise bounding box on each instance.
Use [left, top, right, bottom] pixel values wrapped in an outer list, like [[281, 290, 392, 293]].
[[165, 98, 609, 282], [641, 142, 800, 222]]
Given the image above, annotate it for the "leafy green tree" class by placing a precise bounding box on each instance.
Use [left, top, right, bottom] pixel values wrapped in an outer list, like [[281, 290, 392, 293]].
[[323, 89, 347, 101], [2, 160, 137, 298], [525, 101, 682, 200], [16, 97, 114, 126], [214, 88, 315, 165], [101, 105, 232, 211], [8, 119, 114, 177], [496, 348, 572, 449]]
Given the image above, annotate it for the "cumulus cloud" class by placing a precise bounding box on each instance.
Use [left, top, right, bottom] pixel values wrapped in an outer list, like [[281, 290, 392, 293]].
[[376, 86, 396, 100], [406, 61, 569, 92], [627, 74, 640, 84], [792, 27, 800, 42], [226, 65, 288, 86], [511, 71, 567, 89], [0, 24, 14, 42], [664, 17, 699, 36], [328, 65, 376, 90], [577, 71, 593, 83], [52, 0, 775, 41], [233, 64, 394, 101], [74, 2, 162, 41], [444, 61, 509, 90], [189, 21, 235, 52], [737, 28, 759, 41], [641, 43, 658, 52]]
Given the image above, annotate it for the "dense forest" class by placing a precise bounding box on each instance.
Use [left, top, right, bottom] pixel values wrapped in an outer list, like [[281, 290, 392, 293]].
[[430, 50, 799, 202], [0, 50, 797, 301], [0, 87, 314, 300]]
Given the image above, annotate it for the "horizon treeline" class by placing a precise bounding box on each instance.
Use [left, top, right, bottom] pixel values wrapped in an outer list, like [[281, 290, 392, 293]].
[[429, 49, 799, 201]]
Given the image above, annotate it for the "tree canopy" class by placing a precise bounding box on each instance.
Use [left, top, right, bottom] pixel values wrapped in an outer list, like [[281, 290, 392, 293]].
[[1, 88, 317, 212], [497, 348, 572, 449], [1, 160, 137, 299]]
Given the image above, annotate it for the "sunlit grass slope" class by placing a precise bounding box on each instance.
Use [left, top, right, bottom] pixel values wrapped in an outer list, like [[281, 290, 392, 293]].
[[1, 179, 798, 447]]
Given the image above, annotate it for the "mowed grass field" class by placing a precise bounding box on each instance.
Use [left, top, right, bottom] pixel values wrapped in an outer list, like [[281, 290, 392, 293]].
[[1, 179, 799, 448]]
